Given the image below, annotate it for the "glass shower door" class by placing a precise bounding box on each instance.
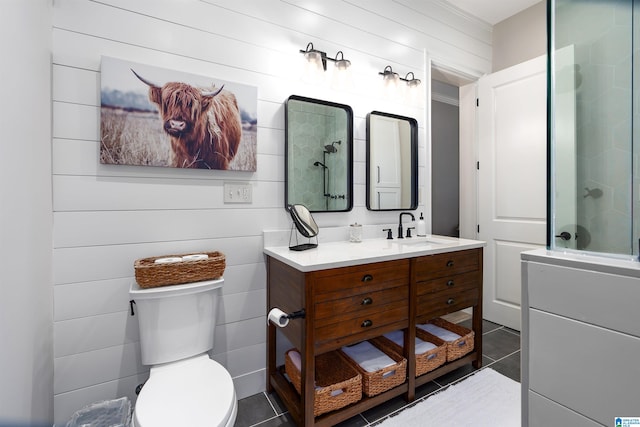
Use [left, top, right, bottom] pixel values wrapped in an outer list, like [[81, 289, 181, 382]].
[[550, 0, 635, 257]]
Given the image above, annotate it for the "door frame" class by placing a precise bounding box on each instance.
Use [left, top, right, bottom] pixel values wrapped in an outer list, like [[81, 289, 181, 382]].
[[428, 56, 483, 241]]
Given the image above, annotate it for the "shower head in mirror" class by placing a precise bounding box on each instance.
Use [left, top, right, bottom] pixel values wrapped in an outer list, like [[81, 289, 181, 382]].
[[324, 140, 341, 154]]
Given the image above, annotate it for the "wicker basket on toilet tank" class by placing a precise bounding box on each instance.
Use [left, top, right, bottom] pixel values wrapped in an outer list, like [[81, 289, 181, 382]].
[[134, 251, 226, 288]]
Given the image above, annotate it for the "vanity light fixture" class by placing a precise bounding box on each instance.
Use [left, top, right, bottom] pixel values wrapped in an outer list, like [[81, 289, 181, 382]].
[[403, 72, 421, 88], [300, 42, 352, 73], [379, 66, 421, 88], [333, 51, 351, 71], [380, 65, 399, 87]]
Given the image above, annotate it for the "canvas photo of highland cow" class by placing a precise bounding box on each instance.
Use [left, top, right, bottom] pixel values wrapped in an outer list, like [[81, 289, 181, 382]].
[[100, 56, 257, 171]]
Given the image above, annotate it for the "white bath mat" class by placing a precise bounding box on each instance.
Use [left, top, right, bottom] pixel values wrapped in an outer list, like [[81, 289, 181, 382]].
[[377, 368, 520, 427]]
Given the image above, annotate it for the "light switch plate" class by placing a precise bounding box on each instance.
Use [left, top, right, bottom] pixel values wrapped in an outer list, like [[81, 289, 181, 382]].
[[223, 182, 252, 204]]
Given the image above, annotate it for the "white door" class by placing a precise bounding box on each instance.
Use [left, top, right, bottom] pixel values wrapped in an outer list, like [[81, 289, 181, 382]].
[[478, 55, 547, 331]]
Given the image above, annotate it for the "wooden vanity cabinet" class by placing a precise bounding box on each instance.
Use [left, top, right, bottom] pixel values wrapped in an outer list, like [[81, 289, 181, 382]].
[[266, 247, 483, 427]]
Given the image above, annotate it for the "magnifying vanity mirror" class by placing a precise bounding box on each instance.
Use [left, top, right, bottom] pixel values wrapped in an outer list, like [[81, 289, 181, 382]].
[[285, 95, 353, 212], [366, 111, 418, 211], [287, 204, 319, 251]]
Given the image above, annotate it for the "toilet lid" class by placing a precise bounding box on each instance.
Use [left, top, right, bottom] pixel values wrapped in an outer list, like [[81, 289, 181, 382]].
[[134, 355, 236, 427]]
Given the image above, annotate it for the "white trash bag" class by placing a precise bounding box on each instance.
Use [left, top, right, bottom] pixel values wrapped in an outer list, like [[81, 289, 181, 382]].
[[65, 396, 131, 427]]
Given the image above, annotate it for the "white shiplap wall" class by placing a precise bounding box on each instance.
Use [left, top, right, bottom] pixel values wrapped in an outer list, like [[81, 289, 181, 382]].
[[0, 2, 53, 426], [51, 0, 491, 423]]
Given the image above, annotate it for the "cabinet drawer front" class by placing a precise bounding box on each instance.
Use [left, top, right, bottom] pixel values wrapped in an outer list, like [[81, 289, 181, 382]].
[[315, 303, 408, 342], [417, 271, 480, 296], [416, 287, 479, 319], [313, 260, 409, 298], [315, 285, 408, 322], [414, 249, 480, 281]]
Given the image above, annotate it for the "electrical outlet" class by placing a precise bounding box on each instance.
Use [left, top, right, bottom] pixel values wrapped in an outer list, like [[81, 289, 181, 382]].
[[223, 182, 252, 204]]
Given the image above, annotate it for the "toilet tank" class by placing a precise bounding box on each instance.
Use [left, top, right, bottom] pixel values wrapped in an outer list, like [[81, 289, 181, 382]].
[[130, 278, 223, 366]]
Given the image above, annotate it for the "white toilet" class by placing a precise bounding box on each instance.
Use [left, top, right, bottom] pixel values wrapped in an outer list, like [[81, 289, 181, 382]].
[[129, 278, 237, 427]]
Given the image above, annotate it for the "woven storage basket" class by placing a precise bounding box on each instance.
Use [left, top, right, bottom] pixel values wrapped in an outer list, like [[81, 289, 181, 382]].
[[340, 340, 407, 397], [423, 318, 474, 362], [285, 349, 362, 417], [371, 328, 447, 377], [134, 251, 226, 288]]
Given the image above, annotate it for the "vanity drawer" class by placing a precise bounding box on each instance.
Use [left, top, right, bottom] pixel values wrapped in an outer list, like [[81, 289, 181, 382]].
[[414, 249, 480, 281], [416, 287, 480, 319], [417, 270, 480, 296], [313, 259, 410, 301], [315, 301, 408, 343], [315, 285, 408, 322]]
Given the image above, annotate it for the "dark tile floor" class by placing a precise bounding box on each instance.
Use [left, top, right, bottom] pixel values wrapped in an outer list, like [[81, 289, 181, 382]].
[[234, 319, 520, 427]]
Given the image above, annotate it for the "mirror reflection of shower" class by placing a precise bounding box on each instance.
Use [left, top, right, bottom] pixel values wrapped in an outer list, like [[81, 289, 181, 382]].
[[315, 140, 346, 210], [314, 160, 329, 210], [324, 140, 341, 154]]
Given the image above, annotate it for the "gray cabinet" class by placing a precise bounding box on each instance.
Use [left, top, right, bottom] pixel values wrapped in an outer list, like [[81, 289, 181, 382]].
[[522, 250, 640, 426]]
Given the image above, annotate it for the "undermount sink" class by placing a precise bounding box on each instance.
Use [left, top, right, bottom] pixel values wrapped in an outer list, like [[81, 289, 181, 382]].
[[392, 236, 454, 246]]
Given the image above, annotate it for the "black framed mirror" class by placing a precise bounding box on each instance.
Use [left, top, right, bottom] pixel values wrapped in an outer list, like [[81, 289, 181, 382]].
[[366, 111, 418, 211], [285, 95, 353, 212]]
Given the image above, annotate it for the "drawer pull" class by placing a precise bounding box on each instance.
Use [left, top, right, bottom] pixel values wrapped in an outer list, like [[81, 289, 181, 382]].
[[446, 280, 454, 287], [362, 274, 373, 282], [446, 260, 454, 267], [361, 319, 373, 328], [446, 298, 455, 305], [361, 297, 373, 305]]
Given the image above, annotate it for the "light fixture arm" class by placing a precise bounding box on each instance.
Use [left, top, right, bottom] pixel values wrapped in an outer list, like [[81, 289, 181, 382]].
[[402, 71, 421, 87], [379, 65, 396, 78], [403, 72, 416, 82]]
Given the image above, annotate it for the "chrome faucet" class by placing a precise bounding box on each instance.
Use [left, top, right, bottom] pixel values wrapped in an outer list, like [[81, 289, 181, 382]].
[[398, 212, 415, 239]]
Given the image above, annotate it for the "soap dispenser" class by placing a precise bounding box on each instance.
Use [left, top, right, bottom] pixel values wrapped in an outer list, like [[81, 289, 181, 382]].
[[417, 212, 426, 236]]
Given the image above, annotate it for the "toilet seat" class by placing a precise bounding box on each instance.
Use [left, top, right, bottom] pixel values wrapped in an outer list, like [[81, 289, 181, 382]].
[[133, 354, 237, 427]]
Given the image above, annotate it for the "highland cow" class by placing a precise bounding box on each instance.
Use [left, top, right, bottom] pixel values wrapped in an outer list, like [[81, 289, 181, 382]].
[[132, 69, 242, 169]]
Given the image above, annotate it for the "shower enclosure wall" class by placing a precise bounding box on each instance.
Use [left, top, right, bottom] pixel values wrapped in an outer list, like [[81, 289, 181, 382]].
[[550, 0, 638, 257], [520, 2, 640, 425]]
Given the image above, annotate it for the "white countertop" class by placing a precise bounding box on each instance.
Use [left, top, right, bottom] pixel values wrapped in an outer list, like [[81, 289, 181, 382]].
[[263, 234, 486, 272]]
